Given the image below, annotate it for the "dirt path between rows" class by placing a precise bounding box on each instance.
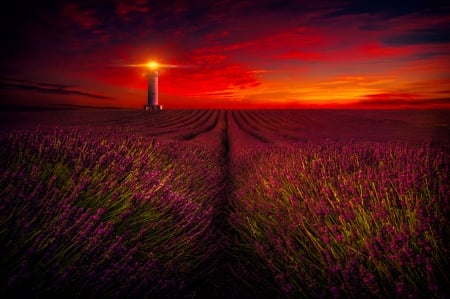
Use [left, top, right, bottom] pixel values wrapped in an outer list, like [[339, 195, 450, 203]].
[[181, 112, 268, 298]]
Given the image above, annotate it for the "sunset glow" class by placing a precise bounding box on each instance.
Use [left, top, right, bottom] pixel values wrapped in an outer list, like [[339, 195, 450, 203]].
[[0, 1, 449, 109]]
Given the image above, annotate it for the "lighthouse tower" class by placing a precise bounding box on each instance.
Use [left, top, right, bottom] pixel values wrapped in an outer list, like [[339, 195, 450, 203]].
[[144, 61, 162, 110]]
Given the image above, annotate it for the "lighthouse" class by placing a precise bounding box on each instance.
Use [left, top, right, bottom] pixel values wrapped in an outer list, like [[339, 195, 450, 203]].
[[144, 61, 162, 110]]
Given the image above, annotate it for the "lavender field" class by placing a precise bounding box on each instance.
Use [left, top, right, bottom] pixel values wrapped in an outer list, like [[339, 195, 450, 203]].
[[0, 109, 449, 298]]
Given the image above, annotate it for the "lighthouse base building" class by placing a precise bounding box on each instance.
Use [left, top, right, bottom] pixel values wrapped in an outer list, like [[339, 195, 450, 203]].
[[144, 69, 162, 110], [144, 104, 162, 110]]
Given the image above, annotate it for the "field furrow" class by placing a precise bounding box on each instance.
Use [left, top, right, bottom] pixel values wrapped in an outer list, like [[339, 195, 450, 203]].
[[148, 110, 213, 140], [224, 112, 266, 155], [140, 110, 199, 128], [176, 110, 216, 140], [0, 109, 449, 298], [166, 110, 209, 129], [231, 111, 270, 143], [182, 110, 222, 142], [125, 110, 210, 138], [244, 111, 304, 142], [259, 110, 302, 128]]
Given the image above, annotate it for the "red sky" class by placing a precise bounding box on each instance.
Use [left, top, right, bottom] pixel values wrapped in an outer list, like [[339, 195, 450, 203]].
[[0, 0, 449, 109]]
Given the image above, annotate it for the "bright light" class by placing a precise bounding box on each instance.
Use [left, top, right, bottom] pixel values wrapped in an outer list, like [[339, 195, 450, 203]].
[[147, 61, 159, 70]]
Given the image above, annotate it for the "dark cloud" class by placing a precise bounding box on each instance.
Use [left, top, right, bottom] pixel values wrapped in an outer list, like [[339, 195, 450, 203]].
[[115, 0, 149, 19], [383, 29, 450, 46], [412, 51, 448, 60], [327, 0, 449, 19], [37, 82, 77, 89], [61, 3, 100, 29], [358, 93, 450, 107], [0, 78, 113, 100], [358, 23, 386, 31]]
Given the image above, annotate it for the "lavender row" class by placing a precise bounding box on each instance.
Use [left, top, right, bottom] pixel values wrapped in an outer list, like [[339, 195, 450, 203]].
[[230, 141, 449, 298], [0, 128, 222, 298]]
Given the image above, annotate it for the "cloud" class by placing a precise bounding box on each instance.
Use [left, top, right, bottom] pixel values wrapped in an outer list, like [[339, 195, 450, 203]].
[[383, 29, 450, 46], [37, 82, 77, 89], [276, 50, 324, 61], [352, 9, 450, 46], [0, 78, 113, 100], [61, 3, 100, 30], [362, 92, 423, 101], [327, 1, 448, 19], [115, 0, 149, 20], [357, 92, 450, 107], [357, 42, 412, 58], [162, 60, 261, 99]]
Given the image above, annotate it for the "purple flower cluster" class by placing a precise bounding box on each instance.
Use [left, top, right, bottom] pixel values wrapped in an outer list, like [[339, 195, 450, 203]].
[[1, 109, 448, 298], [230, 140, 449, 298], [0, 128, 222, 298]]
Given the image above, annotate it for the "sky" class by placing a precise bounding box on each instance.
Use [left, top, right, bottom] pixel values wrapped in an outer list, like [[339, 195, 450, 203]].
[[0, 0, 449, 109]]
